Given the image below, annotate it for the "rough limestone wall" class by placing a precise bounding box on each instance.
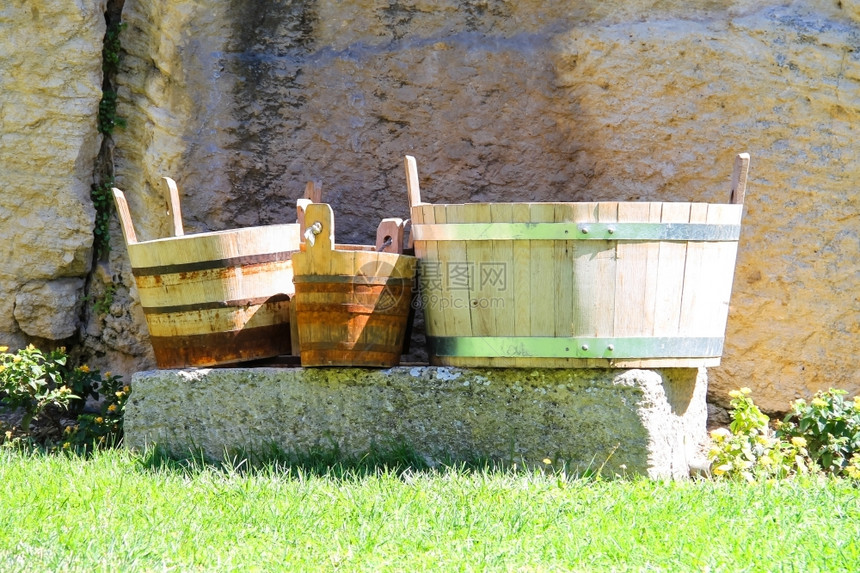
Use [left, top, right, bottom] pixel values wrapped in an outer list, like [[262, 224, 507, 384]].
[[0, 1, 104, 347], [110, 0, 859, 412]]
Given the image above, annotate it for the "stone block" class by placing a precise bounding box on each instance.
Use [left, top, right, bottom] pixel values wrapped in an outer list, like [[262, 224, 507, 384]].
[[125, 366, 709, 479]]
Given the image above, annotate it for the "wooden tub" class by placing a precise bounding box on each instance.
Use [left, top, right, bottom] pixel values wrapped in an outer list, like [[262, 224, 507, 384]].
[[404, 154, 750, 368], [291, 203, 417, 367], [112, 179, 304, 368]]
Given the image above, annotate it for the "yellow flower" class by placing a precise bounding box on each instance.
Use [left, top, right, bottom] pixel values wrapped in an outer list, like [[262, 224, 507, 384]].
[[12, 356, 21, 363], [713, 464, 731, 476], [95, 417, 104, 424], [710, 428, 731, 443], [542, 458, 552, 465], [728, 390, 742, 399], [107, 404, 118, 413], [853, 397, 860, 411], [0, 346, 8, 353], [791, 436, 808, 448], [740, 387, 752, 395], [78, 365, 90, 373], [62, 442, 71, 449], [123, 386, 131, 393], [760, 455, 773, 466], [811, 398, 827, 408]]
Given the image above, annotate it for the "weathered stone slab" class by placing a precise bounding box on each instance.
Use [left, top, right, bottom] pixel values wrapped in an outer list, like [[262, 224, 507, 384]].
[[125, 366, 708, 479]]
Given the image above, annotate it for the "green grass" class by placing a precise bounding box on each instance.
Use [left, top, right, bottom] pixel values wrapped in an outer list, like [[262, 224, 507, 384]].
[[0, 447, 858, 572]]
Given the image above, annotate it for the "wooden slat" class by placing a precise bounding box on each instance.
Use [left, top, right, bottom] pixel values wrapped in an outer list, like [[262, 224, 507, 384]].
[[701, 203, 743, 338], [304, 180, 323, 203], [571, 202, 599, 337], [511, 203, 532, 338], [652, 202, 691, 337], [293, 203, 335, 362], [376, 218, 405, 254], [678, 203, 710, 338], [404, 155, 422, 207], [111, 188, 138, 245], [730, 153, 750, 205], [613, 202, 656, 337], [162, 177, 184, 237], [443, 204, 473, 339], [553, 203, 575, 338], [465, 204, 495, 338], [529, 203, 557, 338]]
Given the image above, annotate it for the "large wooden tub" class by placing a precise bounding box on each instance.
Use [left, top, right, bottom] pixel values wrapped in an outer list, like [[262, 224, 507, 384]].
[[112, 179, 301, 368], [404, 154, 750, 368]]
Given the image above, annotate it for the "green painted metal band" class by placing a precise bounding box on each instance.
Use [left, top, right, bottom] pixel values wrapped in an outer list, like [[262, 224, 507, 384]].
[[412, 222, 740, 242], [427, 336, 725, 359]]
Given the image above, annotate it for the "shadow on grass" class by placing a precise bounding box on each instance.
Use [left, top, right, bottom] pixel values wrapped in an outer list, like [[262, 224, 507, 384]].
[[132, 439, 611, 481]]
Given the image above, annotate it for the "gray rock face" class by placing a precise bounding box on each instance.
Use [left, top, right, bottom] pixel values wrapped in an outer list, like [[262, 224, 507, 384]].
[[125, 366, 709, 479], [13, 279, 86, 340], [0, 0, 104, 341]]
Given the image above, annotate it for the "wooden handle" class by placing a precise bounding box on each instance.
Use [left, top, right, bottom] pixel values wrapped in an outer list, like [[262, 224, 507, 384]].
[[303, 203, 334, 252], [111, 188, 138, 245], [162, 177, 184, 237], [303, 180, 323, 203], [376, 218, 406, 254], [404, 155, 422, 208], [730, 153, 750, 205], [297, 198, 313, 237], [403, 219, 414, 251]]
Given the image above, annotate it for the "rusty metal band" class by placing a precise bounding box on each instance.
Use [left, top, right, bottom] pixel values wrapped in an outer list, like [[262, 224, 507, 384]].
[[427, 336, 725, 359], [131, 251, 295, 277], [411, 223, 740, 242], [142, 294, 290, 315], [292, 275, 414, 286]]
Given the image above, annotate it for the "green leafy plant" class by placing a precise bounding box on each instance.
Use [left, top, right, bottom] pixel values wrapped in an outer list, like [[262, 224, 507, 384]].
[[775, 389, 860, 477], [90, 180, 115, 259], [0, 346, 127, 451], [63, 370, 129, 452], [708, 387, 812, 482], [102, 21, 126, 77], [98, 21, 127, 136], [91, 280, 117, 315], [0, 345, 76, 434]]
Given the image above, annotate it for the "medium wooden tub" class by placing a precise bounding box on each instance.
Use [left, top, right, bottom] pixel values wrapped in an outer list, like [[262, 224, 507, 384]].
[[112, 179, 302, 368], [291, 203, 417, 367], [404, 154, 750, 368]]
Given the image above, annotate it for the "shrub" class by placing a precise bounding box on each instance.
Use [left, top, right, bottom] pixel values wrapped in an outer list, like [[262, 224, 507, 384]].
[[775, 389, 860, 477], [0, 345, 127, 452], [0, 345, 75, 433], [707, 387, 812, 482], [709, 387, 860, 481]]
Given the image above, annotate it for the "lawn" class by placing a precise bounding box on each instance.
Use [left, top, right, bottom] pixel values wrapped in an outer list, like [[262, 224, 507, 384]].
[[0, 447, 857, 572]]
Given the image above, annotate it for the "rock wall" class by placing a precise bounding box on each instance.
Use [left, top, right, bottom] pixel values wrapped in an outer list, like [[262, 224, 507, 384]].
[[1, 0, 857, 414], [0, 1, 104, 347]]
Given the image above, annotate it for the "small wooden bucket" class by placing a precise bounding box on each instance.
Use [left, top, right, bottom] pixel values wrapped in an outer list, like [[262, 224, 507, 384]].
[[405, 154, 750, 368], [112, 178, 306, 368], [291, 203, 417, 367]]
